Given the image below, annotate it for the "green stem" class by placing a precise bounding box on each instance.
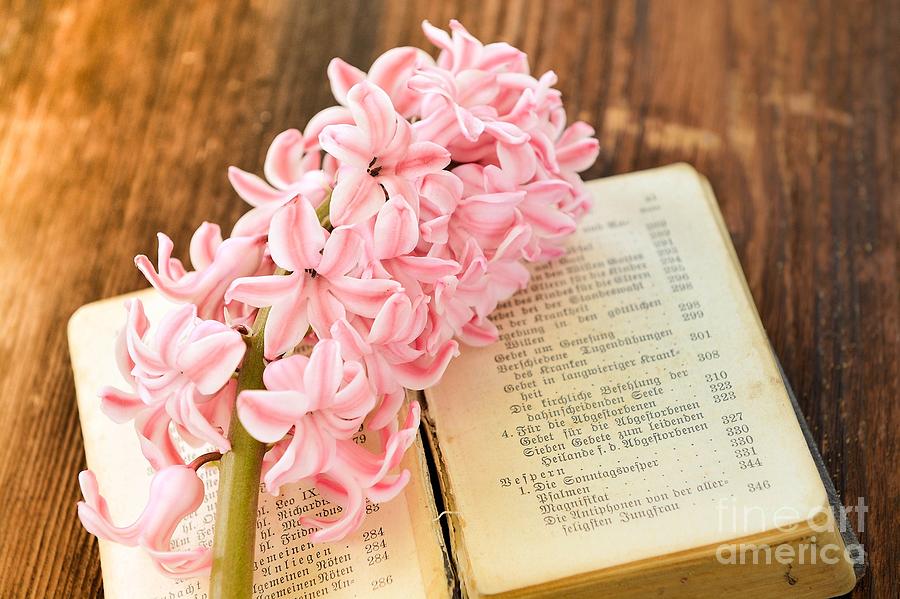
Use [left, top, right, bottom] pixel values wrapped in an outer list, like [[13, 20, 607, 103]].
[[208, 192, 332, 598], [208, 305, 270, 599]]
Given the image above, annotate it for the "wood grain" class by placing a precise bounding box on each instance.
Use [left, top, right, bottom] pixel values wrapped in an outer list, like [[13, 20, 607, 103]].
[[0, 1, 895, 597]]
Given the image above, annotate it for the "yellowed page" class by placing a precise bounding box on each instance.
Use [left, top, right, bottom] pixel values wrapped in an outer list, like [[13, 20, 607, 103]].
[[69, 291, 450, 599], [424, 164, 829, 597]]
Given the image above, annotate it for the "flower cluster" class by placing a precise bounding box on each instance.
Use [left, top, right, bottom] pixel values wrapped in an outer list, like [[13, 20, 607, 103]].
[[77, 20, 598, 578]]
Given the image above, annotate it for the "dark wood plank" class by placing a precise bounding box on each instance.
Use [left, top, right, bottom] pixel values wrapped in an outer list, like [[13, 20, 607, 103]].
[[0, 1, 895, 597]]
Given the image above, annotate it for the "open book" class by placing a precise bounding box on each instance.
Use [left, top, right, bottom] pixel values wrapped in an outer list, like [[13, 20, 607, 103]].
[[69, 164, 862, 598]]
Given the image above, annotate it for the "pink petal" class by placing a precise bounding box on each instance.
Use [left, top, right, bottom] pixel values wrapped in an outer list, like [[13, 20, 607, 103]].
[[420, 214, 450, 244], [458, 315, 500, 346], [263, 291, 311, 360], [264, 420, 335, 494], [138, 466, 206, 549], [225, 272, 300, 307], [368, 293, 413, 345], [454, 105, 485, 142], [497, 141, 537, 184], [327, 58, 366, 106], [317, 226, 364, 277], [367, 471, 410, 504], [78, 465, 206, 567], [484, 120, 529, 145], [345, 81, 398, 152], [167, 387, 231, 452], [367, 47, 428, 116], [307, 285, 347, 337], [392, 339, 459, 389], [228, 166, 292, 207], [368, 387, 406, 430], [304, 340, 344, 409], [388, 255, 460, 283], [134, 407, 183, 469], [303, 106, 353, 147], [262, 354, 309, 391], [177, 328, 245, 394], [328, 277, 402, 318], [329, 169, 386, 226], [268, 198, 325, 272], [556, 136, 600, 173], [319, 124, 372, 167], [447, 20, 482, 72], [237, 389, 310, 443], [263, 128, 305, 188], [479, 42, 526, 72], [329, 318, 370, 359], [421, 20, 453, 54], [558, 120, 595, 146], [455, 69, 499, 106], [188, 222, 222, 271], [98, 387, 144, 423], [153, 304, 196, 369], [230, 202, 281, 238], [395, 141, 450, 179], [123, 301, 167, 374], [519, 201, 577, 237], [144, 546, 211, 577], [373, 196, 419, 259], [332, 361, 375, 418], [303, 470, 366, 542], [77, 471, 140, 546], [419, 170, 462, 213]]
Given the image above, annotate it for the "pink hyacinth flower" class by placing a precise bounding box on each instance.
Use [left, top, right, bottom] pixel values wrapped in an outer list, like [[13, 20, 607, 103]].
[[226, 198, 402, 359], [77, 466, 210, 577], [135, 222, 266, 321], [319, 81, 450, 226], [99, 299, 244, 464], [422, 19, 526, 75], [410, 65, 529, 147], [236, 339, 376, 494], [327, 47, 433, 118], [302, 402, 420, 542], [228, 128, 332, 237]]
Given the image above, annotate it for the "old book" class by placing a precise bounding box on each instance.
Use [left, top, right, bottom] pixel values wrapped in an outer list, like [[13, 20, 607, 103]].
[[70, 164, 861, 598], [422, 164, 862, 598]]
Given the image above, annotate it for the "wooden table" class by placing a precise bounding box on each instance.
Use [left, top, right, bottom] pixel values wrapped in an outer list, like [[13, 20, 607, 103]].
[[0, 1, 895, 596]]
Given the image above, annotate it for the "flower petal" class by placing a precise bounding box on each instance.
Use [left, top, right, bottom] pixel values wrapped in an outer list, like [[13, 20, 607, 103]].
[[391, 339, 459, 389], [269, 198, 326, 272], [263, 128, 305, 188], [328, 278, 402, 319], [303, 339, 344, 409], [329, 169, 385, 226], [373, 196, 419, 259], [368, 293, 412, 345], [327, 58, 366, 106], [318, 226, 364, 277], [319, 124, 372, 167], [188, 222, 223, 271], [225, 272, 300, 307], [238, 389, 310, 443], [264, 420, 335, 494], [263, 291, 311, 360], [395, 142, 450, 179], [345, 81, 399, 153], [177, 327, 245, 394], [228, 166, 292, 207]]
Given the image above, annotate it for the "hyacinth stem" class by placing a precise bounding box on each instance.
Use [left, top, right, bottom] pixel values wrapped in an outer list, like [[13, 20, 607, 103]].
[[208, 304, 270, 599], [209, 196, 330, 598]]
